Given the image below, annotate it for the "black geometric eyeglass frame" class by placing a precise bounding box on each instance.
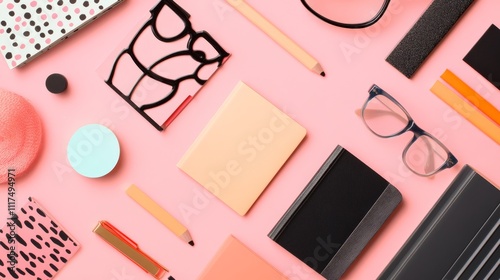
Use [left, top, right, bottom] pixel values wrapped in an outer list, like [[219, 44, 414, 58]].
[[105, 0, 230, 131]]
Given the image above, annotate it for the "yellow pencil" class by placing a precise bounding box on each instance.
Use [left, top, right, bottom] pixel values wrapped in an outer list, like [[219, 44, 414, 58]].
[[226, 0, 325, 77], [126, 184, 194, 246]]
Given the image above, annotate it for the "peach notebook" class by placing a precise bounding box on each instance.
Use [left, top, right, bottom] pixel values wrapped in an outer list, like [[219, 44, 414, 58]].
[[198, 235, 287, 280], [177, 81, 306, 215]]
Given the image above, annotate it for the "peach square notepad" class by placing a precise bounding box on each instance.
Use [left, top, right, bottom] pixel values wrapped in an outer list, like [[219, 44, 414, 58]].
[[198, 235, 287, 280], [177, 81, 306, 215]]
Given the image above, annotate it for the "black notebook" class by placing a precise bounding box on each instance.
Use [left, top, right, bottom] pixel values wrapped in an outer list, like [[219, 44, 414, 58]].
[[378, 165, 500, 280], [268, 145, 402, 280]]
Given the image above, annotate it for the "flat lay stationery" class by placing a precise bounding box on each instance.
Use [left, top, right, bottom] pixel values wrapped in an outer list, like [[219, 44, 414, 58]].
[[0, 89, 42, 183], [66, 124, 121, 178], [359, 85, 458, 176], [269, 145, 401, 280], [178, 81, 306, 216], [300, 0, 391, 29], [226, 0, 324, 76], [0, 0, 124, 68], [1, 0, 499, 279], [93, 220, 175, 280], [379, 165, 500, 280], [0, 197, 80, 279], [431, 80, 500, 145], [45, 73, 68, 94], [464, 24, 500, 90], [441, 69, 500, 126], [386, 0, 476, 78], [198, 235, 287, 280], [100, 0, 230, 131], [126, 184, 194, 246]]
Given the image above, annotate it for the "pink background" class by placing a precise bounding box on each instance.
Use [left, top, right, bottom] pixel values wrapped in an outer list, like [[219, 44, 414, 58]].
[[1, 0, 500, 279]]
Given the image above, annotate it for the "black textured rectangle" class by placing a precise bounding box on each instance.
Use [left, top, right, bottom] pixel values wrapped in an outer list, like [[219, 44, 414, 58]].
[[378, 165, 500, 280], [386, 0, 475, 78], [464, 24, 500, 90], [269, 145, 402, 280]]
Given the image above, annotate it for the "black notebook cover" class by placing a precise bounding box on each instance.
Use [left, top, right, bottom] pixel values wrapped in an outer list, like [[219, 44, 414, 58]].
[[378, 165, 500, 280], [268, 145, 402, 280]]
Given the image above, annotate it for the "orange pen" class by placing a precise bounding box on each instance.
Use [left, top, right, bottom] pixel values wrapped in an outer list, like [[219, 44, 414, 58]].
[[93, 221, 175, 280]]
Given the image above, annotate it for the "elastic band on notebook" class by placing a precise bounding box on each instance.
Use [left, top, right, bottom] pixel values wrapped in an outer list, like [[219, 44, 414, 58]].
[[430, 81, 500, 145], [441, 70, 500, 126]]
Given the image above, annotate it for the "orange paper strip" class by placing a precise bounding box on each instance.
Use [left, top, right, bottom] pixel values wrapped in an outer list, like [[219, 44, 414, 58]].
[[431, 80, 500, 145], [441, 69, 500, 126]]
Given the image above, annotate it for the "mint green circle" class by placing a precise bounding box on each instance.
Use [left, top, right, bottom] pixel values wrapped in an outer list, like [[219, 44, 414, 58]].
[[67, 124, 120, 178]]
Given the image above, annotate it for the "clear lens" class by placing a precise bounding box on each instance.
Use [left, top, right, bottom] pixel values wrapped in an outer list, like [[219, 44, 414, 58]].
[[304, 0, 386, 24], [363, 95, 409, 137], [404, 135, 448, 176]]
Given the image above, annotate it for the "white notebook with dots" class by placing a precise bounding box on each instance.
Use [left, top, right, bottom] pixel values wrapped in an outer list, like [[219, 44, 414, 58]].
[[0, 0, 123, 69]]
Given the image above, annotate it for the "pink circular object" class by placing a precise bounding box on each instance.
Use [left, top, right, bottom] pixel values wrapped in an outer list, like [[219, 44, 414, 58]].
[[0, 90, 43, 184]]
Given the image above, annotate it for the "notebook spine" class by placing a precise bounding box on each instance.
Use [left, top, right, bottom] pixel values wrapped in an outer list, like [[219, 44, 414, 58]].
[[322, 183, 401, 280], [378, 165, 477, 279], [268, 146, 346, 240]]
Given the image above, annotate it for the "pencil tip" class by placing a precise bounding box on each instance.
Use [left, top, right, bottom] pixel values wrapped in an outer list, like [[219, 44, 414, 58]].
[[320, 72, 325, 77], [189, 241, 195, 246]]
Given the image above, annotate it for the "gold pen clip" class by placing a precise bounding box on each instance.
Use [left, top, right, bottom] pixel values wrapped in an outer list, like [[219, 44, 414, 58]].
[[93, 221, 169, 279]]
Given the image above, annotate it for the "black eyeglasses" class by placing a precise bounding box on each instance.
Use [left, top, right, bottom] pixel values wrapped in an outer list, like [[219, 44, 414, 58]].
[[301, 0, 391, 29], [105, 0, 229, 131], [360, 85, 458, 176]]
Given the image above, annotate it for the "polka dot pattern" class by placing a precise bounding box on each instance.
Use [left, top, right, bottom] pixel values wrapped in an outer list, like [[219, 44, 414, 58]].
[[0, 0, 123, 68]]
